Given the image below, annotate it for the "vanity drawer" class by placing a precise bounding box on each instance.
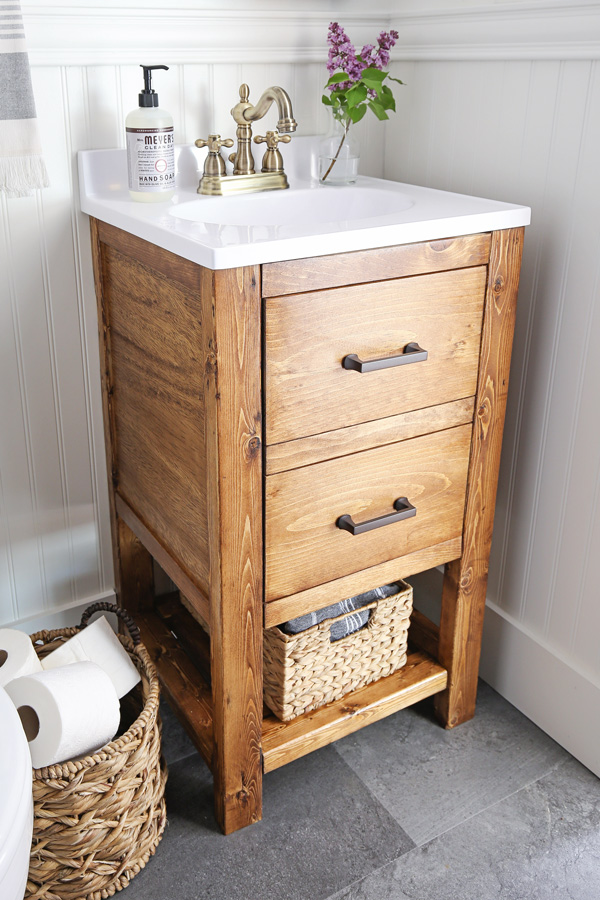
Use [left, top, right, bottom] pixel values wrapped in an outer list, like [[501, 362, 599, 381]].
[[265, 266, 486, 445], [265, 423, 471, 602]]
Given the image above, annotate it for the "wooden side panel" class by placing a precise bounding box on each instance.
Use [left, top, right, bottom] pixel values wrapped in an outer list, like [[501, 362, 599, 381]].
[[203, 266, 264, 834], [90, 218, 154, 616], [435, 227, 524, 728], [262, 233, 491, 296], [100, 240, 210, 597], [97, 220, 202, 294], [266, 425, 472, 601], [265, 267, 487, 444]]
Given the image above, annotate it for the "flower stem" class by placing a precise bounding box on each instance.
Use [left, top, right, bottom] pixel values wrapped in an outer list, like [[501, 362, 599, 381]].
[[321, 119, 351, 183]]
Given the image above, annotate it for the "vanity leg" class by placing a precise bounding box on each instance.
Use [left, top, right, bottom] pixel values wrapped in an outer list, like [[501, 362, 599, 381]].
[[203, 266, 264, 834], [435, 227, 524, 728]]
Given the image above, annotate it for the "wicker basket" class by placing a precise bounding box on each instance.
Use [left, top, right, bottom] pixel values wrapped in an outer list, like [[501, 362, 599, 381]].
[[263, 580, 413, 721], [25, 602, 167, 900]]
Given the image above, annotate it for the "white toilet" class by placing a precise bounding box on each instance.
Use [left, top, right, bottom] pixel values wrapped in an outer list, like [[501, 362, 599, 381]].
[[0, 686, 33, 900]]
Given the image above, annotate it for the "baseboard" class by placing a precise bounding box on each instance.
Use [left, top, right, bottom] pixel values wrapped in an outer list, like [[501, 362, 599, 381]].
[[480, 602, 600, 779], [10, 590, 117, 635]]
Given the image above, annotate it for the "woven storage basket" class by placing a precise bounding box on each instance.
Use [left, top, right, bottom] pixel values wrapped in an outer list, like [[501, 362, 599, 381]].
[[263, 580, 413, 721], [25, 602, 167, 900]]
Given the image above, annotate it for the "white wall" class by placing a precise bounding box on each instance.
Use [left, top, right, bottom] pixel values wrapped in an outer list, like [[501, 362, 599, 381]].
[[384, 1, 600, 776]]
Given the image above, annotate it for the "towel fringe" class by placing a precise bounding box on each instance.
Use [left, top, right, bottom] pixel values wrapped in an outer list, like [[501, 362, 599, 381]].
[[0, 155, 49, 198]]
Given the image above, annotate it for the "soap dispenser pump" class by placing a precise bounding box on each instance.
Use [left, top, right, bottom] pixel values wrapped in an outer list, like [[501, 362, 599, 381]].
[[126, 65, 175, 202]]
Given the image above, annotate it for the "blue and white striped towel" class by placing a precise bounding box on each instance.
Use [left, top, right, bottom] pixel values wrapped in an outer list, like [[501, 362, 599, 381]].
[[0, 1, 49, 196], [281, 581, 403, 642]]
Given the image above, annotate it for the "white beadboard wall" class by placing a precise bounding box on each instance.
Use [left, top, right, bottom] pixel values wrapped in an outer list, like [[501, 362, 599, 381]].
[[384, 2, 600, 775]]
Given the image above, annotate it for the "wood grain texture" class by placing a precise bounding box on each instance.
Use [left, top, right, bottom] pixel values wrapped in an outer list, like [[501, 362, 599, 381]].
[[202, 265, 264, 834], [102, 243, 210, 596], [265, 267, 487, 444], [408, 608, 440, 660], [136, 607, 214, 767], [155, 592, 212, 686], [264, 537, 462, 628], [266, 425, 472, 601], [261, 650, 448, 772], [116, 495, 210, 628], [97, 220, 201, 294], [261, 233, 491, 297], [90, 218, 155, 617], [435, 227, 524, 728], [266, 397, 475, 475]]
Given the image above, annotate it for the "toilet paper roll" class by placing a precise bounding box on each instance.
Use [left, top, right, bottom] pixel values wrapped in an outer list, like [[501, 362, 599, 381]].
[[0, 629, 43, 687], [41, 615, 140, 698], [5, 661, 120, 769]]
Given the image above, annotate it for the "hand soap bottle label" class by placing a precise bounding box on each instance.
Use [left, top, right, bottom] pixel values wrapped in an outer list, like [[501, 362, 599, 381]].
[[126, 127, 175, 192]]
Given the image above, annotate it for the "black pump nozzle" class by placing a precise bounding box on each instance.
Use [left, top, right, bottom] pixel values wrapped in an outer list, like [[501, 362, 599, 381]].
[[139, 65, 169, 108]]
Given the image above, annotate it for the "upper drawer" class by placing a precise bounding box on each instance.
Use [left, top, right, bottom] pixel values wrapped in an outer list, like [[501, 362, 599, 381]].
[[265, 266, 487, 445]]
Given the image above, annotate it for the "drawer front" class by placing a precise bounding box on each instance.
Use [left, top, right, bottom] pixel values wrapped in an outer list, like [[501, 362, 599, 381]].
[[265, 267, 486, 445], [265, 424, 472, 602]]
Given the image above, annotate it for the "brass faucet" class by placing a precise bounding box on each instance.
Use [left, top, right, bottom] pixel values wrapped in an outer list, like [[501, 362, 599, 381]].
[[195, 83, 297, 196]]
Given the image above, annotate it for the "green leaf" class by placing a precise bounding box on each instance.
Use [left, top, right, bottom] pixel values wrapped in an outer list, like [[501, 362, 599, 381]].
[[380, 84, 396, 112], [346, 83, 367, 109], [321, 93, 333, 106], [360, 67, 387, 88], [326, 72, 350, 85], [368, 99, 389, 121], [347, 103, 367, 124], [387, 76, 405, 86]]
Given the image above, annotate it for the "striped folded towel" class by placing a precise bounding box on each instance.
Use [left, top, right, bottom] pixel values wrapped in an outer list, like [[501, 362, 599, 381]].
[[0, 0, 49, 196], [281, 581, 403, 643]]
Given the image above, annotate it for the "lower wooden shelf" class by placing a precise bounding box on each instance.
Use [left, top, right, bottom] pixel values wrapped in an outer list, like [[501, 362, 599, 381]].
[[135, 596, 448, 776], [262, 650, 447, 771]]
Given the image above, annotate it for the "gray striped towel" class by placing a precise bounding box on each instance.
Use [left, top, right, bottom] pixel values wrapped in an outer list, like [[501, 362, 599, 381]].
[[281, 581, 403, 642], [0, 1, 49, 196]]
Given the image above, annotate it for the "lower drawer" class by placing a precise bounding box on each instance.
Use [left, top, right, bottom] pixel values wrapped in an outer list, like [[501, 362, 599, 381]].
[[265, 424, 472, 602]]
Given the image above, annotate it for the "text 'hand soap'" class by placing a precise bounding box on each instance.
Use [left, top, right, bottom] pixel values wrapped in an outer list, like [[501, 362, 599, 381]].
[[126, 64, 175, 202]]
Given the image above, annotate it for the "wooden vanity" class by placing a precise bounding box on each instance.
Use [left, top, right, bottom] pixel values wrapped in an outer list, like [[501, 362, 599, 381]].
[[90, 218, 524, 834]]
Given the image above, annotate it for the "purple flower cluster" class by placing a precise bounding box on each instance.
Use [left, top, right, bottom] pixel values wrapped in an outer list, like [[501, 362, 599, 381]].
[[326, 22, 398, 91], [361, 29, 399, 71]]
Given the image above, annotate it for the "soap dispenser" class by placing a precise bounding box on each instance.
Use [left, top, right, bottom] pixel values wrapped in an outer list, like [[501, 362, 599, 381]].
[[126, 65, 175, 202]]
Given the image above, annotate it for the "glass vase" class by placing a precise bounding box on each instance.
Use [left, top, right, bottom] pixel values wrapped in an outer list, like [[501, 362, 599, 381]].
[[318, 110, 360, 186]]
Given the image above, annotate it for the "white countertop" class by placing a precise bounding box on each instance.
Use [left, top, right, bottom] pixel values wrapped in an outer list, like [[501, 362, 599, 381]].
[[78, 138, 530, 271]]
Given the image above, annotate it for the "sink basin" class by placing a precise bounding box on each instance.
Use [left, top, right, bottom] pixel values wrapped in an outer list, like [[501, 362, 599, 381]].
[[169, 186, 414, 228]]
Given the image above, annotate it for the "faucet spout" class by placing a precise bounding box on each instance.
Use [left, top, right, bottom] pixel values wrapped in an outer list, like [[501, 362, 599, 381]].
[[242, 86, 297, 133]]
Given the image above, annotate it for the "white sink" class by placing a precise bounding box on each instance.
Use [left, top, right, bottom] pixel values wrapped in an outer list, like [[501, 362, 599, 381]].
[[170, 186, 414, 228], [78, 137, 530, 270]]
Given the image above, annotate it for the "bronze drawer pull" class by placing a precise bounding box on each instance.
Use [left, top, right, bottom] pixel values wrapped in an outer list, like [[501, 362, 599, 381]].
[[342, 342, 428, 373], [337, 497, 416, 535]]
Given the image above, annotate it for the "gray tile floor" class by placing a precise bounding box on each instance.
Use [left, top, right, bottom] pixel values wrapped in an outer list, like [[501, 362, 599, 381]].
[[127, 682, 600, 900]]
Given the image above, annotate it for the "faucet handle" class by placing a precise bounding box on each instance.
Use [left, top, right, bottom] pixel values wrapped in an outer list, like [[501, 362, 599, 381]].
[[195, 134, 234, 153], [195, 134, 235, 184], [253, 130, 291, 175], [253, 131, 291, 150]]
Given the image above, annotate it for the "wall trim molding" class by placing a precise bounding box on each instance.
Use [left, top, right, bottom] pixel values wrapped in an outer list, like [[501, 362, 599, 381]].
[[480, 601, 600, 779], [10, 589, 116, 633], [23, 2, 600, 65]]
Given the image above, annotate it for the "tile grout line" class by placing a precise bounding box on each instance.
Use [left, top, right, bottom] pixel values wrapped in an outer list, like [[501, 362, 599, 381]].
[[321, 755, 573, 900]]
